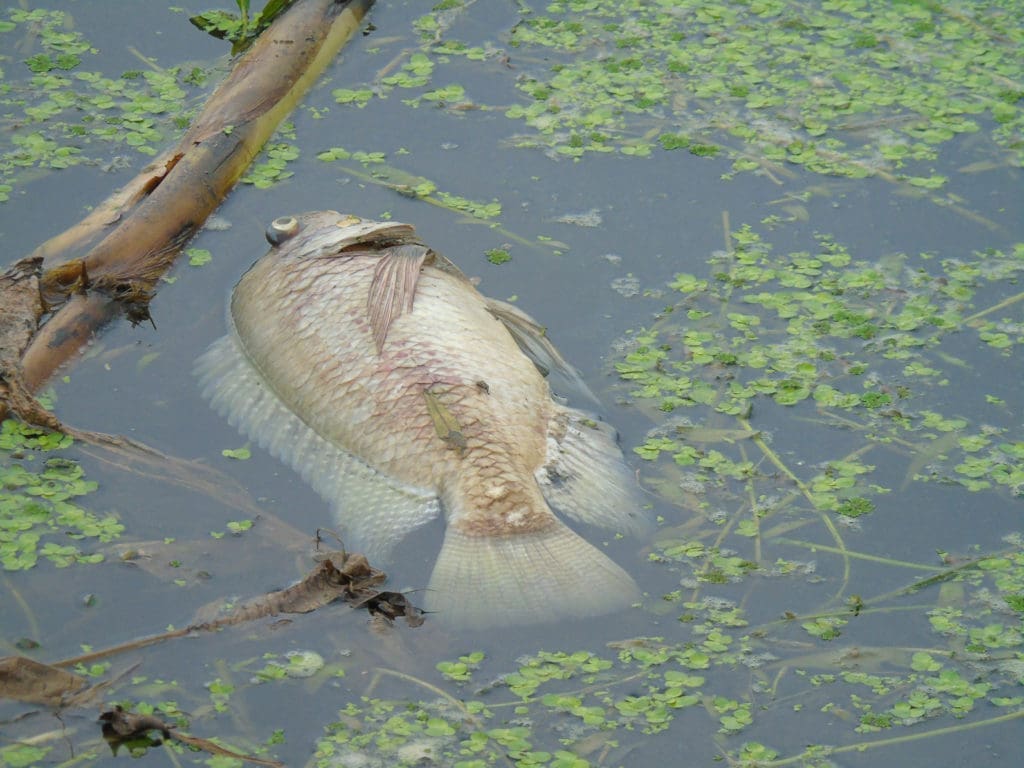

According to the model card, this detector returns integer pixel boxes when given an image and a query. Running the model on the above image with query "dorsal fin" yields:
[485,297,599,404]
[367,244,431,351]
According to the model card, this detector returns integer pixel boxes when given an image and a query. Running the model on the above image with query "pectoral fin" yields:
[367,244,431,350]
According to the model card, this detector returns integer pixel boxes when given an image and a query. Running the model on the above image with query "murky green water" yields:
[2,2,1022,766]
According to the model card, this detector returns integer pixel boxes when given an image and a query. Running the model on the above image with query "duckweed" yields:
[617,229,1023,505]
[0,8,200,201]
[307,549,1023,764]
[389,0,1024,197]
[1,420,119,571]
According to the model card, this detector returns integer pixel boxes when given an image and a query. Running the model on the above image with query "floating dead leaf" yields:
[192,555,367,626]
[190,551,422,628]
[424,387,467,455]
[100,705,283,767]
[0,656,86,706]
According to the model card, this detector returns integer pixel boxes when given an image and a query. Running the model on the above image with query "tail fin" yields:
[424,521,641,629]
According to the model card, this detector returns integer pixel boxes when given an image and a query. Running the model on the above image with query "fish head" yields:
[232,211,428,349]
[260,210,420,260]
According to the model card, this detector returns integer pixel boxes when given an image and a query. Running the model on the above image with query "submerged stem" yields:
[762,707,1024,767]
[963,289,1024,325]
[739,417,853,604]
[774,538,938,571]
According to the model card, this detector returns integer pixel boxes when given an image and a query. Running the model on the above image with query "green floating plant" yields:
[399,0,1023,198]
[0,744,52,767]
[332,87,374,107]
[315,145,503,221]
[617,228,1023,506]
[189,0,295,54]
[0,8,198,201]
[437,651,485,682]
[187,247,213,267]
[312,643,711,768]
[303,536,1021,766]
[598,221,1022,764]
[1,420,120,571]
[485,248,511,265]
[241,141,299,188]
[53,534,1017,766]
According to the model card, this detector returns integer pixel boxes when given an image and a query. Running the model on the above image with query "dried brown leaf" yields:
[100,705,284,768]
[186,548,428,632]
[54,549,422,673]
[424,387,468,455]
[0,656,86,706]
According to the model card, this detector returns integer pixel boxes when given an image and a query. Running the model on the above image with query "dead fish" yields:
[196,211,650,628]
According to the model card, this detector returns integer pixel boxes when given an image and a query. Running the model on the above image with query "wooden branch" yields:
[2,0,373,423]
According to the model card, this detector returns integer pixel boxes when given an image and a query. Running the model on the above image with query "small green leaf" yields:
[485,248,511,265]
[187,248,212,267]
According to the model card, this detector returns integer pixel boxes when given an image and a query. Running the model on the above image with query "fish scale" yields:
[197,211,650,628]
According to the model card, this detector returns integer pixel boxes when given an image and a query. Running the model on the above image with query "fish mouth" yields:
[267,211,421,260]
[330,213,423,254]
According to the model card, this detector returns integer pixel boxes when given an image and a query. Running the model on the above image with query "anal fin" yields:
[537,405,652,538]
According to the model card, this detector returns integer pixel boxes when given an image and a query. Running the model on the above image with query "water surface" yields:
[2,2,1021,767]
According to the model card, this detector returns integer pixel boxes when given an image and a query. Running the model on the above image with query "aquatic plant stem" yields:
[759,707,1024,767]
[366,667,480,724]
[869,547,1021,604]
[685,496,749,602]
[330,162,558,252]
[53,627,194,669]
[963,289,1024,325]
[737,417,853,603]
[774,539,938,571]
[2,577,42,646]
[737,439,763,564]
[162,741,188,768]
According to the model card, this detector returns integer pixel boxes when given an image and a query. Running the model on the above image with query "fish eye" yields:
[266,216,299,246]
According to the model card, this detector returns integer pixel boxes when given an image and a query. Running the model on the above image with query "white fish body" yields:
[197,211,649,628]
